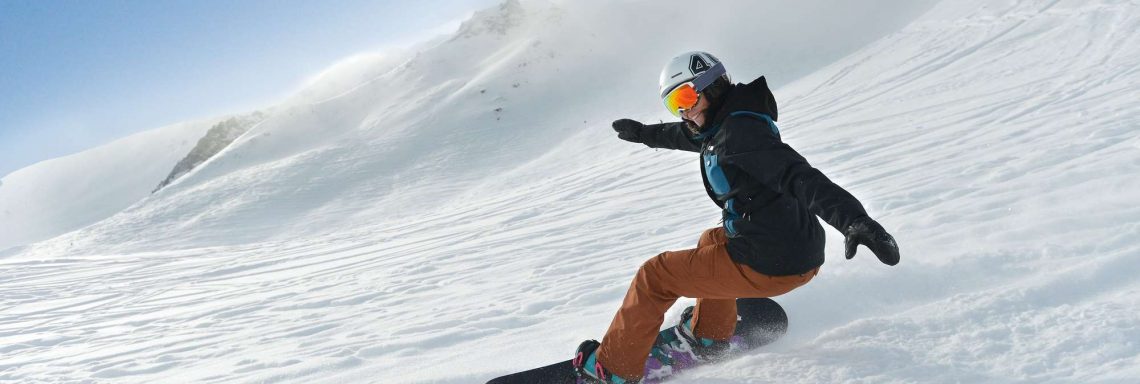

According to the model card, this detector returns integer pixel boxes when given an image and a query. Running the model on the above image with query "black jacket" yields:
[633,76,868,276]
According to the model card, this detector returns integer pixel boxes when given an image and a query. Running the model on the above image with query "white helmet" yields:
[658,51,731,98]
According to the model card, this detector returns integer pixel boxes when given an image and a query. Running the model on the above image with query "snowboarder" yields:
[572,51,901,383]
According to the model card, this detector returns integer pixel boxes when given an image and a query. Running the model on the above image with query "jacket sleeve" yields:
[722,129,868,232]
[635,122,702,152]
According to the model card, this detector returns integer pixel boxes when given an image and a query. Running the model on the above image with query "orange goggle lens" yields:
[662,82,699,117]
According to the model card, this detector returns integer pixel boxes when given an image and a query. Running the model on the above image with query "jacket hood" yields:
[709,76,779,126]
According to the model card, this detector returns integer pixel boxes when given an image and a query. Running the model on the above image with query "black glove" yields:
[612,119,645,143]
[844,217,900,266]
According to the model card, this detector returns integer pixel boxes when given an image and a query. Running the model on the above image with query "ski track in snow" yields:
[3,0,1140,383]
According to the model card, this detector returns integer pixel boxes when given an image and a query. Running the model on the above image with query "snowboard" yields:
[486,298,788,384]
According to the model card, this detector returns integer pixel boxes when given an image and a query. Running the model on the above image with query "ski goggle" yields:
[660,62,727,117]
[662,82,700,117]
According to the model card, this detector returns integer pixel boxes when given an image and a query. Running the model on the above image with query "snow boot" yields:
[572,340,640,384]
[649,306,731,369]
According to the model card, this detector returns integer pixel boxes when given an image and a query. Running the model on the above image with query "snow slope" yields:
[0,120,214,252]
[3,0,1140,383]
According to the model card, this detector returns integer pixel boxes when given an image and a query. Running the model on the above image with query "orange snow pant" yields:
[596,227,818,379]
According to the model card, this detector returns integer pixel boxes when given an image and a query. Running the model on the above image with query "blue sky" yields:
[0,0,497,177]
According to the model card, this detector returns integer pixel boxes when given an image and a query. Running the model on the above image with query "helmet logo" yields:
[689,55,710,74]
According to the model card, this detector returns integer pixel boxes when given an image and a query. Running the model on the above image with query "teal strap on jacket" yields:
[729,111,780,138]
[723,198,742,238]
[691,111,777,141]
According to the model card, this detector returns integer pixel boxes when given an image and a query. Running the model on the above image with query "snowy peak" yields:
[153,112,266,193]
[452,0,528,39]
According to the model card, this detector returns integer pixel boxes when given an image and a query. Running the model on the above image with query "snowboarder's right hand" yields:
[612,119,645,143]
[844,217,900,266]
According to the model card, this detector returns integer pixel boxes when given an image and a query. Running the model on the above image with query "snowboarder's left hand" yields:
[612,119,646,143]
[844,217,900,266]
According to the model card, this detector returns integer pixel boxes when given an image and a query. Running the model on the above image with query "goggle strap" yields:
[692,62,726,92]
